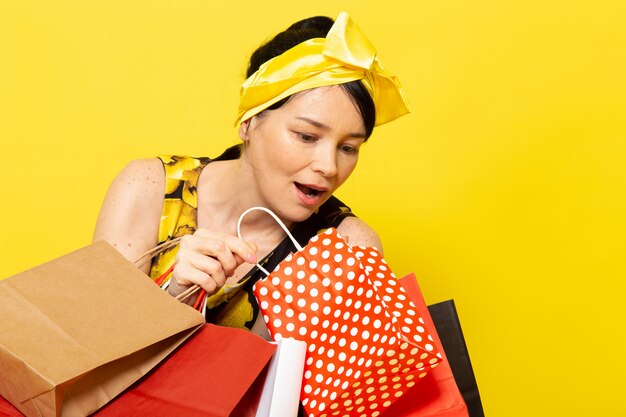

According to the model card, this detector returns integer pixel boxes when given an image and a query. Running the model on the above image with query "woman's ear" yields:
[239,119,251,141]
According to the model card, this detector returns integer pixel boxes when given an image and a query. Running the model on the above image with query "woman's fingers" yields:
[194,229,258,268]
[172,259,218,294]
[178,234,236,277]
[170,230,258,296]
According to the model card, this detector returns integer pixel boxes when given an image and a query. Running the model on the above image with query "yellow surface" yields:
[1,1,625,415]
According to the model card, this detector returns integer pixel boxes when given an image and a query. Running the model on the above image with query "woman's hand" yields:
[167,229,258,298]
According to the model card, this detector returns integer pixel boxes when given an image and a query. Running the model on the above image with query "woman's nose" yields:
[311,143,338,177]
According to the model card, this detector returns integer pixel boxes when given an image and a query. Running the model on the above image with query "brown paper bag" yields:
[0,241,205,417]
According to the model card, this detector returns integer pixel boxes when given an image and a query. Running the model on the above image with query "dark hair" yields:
[246,16,376,139]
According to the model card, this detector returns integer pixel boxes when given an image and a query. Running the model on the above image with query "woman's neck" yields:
[195,153,291,247]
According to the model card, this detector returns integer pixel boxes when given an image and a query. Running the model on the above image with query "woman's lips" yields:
[295,182,328,206]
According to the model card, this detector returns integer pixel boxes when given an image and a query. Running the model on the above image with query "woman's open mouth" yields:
[295,182,327,205]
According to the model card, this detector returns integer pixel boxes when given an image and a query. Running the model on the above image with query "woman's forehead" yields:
[276,86,364,126]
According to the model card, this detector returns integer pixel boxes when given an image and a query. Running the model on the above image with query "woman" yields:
[93,12,409,338]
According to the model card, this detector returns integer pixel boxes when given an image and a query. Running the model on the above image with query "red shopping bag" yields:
[0,395,21,417]
[94,323,276,417]
[380,274,469,417]
[242,208,442,417]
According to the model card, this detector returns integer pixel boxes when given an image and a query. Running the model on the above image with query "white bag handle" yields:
[237,207,303,276]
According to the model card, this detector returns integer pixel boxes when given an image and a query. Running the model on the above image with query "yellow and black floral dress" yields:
[149,145,355,330]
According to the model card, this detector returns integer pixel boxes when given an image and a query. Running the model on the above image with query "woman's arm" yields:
[336,216,384,255]
[93,159,165,273]
[94,157,258,298]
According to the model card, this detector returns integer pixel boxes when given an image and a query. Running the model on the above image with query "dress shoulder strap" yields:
[158,155,211,205]
[149,155,210,280]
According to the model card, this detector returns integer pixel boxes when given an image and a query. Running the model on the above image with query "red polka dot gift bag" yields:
[238,208,442,417]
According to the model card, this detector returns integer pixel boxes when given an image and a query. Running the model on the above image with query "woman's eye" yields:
[298,133,317,142]
[340,145,359,154]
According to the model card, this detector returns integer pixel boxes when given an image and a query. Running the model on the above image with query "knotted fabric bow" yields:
[236,12,410,127]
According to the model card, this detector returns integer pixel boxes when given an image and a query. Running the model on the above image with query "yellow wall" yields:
[2,1,625,415]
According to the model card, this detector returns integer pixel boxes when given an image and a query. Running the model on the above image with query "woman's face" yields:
[241,85,367,223]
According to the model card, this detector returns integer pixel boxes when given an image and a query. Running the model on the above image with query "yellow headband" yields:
[236,12,410,127]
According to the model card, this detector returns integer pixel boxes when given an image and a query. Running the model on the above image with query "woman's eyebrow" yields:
[295,117,366,139]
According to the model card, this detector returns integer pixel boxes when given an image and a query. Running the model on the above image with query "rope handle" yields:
[133,237,205,314]
[133,236,183,268]
[236,206,303,276]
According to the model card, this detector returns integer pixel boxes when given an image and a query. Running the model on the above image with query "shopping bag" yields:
[94,323,277,417]
[380,274,469,417]
[240,207,442,417]
[0,394,22,417]
[0,241,205,417]
[427,301,484,417]
[255,338,307,417]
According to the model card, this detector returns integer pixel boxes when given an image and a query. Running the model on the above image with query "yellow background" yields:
[1,1,625,415]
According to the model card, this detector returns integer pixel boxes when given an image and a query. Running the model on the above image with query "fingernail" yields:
[246,253,256,263]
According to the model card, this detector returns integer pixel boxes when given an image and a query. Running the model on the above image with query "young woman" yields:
[93,12,409,338]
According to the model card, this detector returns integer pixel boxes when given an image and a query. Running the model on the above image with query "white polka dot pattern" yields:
[253,228,441,417]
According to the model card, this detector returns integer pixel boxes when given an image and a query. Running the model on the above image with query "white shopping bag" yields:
[256,338,307,417]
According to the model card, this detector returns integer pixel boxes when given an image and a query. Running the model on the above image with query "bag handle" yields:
[130,237,206,315]
[133,236,183,269]
[237,206,303,276]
